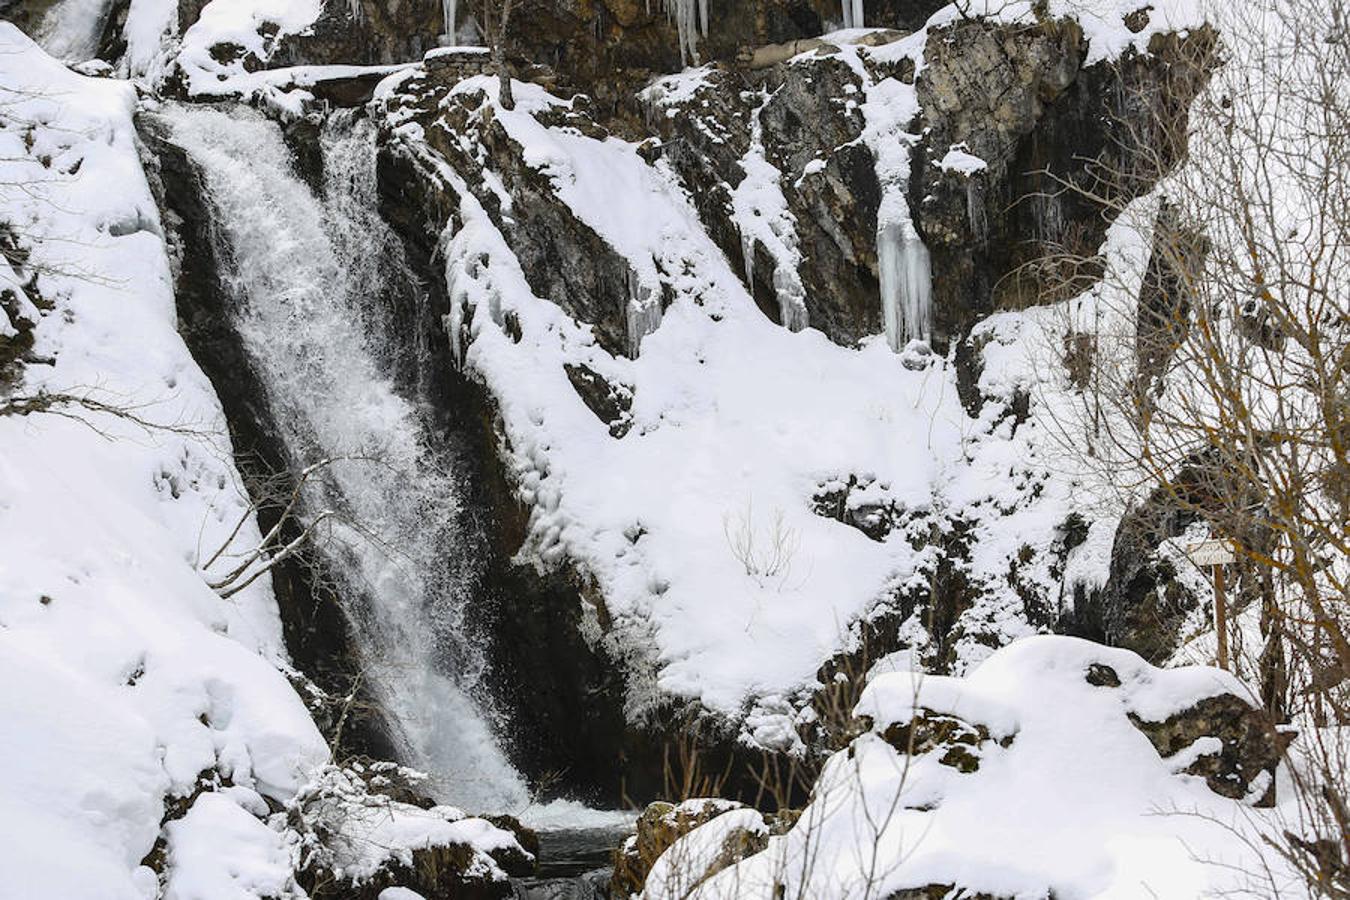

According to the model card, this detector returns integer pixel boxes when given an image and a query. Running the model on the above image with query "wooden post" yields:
[1213,562,1228,671]
[1186,538,1236,671]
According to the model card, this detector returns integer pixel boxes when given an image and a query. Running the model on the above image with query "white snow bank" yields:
[164,792,299,900]
[674,635,1289,900]
[0,25,326,899]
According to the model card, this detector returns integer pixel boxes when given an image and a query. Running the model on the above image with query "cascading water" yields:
[32,0,113,61]
[158,103,530,813]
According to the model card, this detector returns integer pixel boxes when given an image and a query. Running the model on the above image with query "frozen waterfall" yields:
[878,217,932,350]
[159,104,530,813]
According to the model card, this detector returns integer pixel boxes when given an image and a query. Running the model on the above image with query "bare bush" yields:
[723,500,801,590]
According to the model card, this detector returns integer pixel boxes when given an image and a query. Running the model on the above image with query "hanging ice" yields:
[878,216,932,350]
[662,0,703,66]
[443,0,457,40]
[626,269,664,356]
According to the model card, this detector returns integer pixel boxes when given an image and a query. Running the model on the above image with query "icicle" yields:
[967,179,987,247]
[442,0,457,41]
[348,0,363,21]
[878,218,932,350]
[661,0,702,67]
[841,0,854,29]
[772,267,810,332]
[626,270,663,356]
[741,231,756,289]
[852,0,865,28]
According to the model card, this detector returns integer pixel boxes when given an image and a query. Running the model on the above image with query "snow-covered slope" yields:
[374,14,1185,745]
[0,23,327,898]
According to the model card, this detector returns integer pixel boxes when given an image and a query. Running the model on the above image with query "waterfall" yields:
[878,217,932,350]
[158,103,530,813]
[34,0,113,61]
[841,0,865,29]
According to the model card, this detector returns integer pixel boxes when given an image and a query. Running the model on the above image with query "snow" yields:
[936,143,988,175]
[0,24,328,899]
[163,792,298,900]
[671,636,1292,900]
[121,0,182,82]
[380,70,1123,728]
[175,0,324,96]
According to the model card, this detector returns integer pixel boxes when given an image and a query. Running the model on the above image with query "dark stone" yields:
[564,363,635,438]
[1085,663,1121,687]
[1130,693,1289,807]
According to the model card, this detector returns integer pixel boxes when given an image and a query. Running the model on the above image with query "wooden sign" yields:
[1186,538,1236,567]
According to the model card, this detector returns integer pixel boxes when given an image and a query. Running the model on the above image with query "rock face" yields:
[646,16,1217,350]
[274,0,445,68]
[1130,692,1287,807]
[125,0,1224,810]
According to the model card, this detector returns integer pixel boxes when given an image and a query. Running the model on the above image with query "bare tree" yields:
[1021,0,1349,892]
[480,0,516,110]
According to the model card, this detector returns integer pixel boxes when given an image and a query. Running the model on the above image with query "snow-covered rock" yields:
[660,636,1293,899]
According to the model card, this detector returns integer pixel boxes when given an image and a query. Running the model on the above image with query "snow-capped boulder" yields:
[613,799,770,898]
[662,637,1292,898]
[288,764,534,900]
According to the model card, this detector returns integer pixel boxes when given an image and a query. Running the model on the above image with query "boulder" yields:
[1129,690,1289,807]
[611,799,757,896]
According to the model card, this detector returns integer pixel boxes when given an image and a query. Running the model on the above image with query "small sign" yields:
[1186,538,1236,567]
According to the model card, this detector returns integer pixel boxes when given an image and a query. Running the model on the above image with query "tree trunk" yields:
[496,0,515,110]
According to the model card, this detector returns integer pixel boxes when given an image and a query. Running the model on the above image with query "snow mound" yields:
[668,636,1290,899]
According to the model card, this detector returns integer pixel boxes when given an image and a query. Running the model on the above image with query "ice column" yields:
[626,270,664,356]
[878,217,932,350]
[842,0,865,28]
